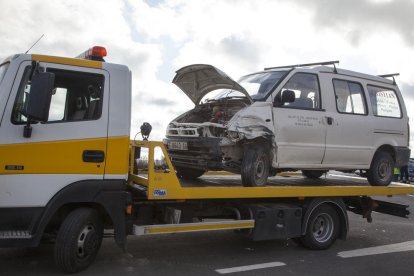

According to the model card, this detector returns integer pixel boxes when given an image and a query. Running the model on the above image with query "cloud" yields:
[1,0,413,153]
[293,0,414,46]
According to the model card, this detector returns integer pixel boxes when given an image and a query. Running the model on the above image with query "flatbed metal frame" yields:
[128,141,414,201]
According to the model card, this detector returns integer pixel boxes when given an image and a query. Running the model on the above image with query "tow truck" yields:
[0,47,414,273]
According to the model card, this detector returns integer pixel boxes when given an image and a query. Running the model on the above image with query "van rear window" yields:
[333,79,367,115]
[367,85,401,118]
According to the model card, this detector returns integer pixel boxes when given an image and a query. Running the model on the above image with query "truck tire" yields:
[367,151,394,186]
[302,170,326,179]
[54,208,103,273]
[241,144,270,187]
[176,167,205,179]
[300,204,339,250]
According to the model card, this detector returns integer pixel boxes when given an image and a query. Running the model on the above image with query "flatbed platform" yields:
[129,141,414,200]
[180,173,375,187]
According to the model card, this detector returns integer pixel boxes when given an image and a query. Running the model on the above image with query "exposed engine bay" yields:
[164,64,280,183]
[166,98,250,138]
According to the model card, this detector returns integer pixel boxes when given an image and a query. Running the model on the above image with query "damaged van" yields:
[164,62,410,187]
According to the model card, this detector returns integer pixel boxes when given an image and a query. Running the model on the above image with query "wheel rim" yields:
[378,159,392,180]
[77,224,98,259]
[312,213,334,243]
[254,156,265,181]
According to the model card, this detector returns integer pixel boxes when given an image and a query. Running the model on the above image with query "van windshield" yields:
[212,71,288,102]
[239,71,288,100]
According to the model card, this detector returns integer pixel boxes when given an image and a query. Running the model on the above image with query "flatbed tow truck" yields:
[0,47,414,273]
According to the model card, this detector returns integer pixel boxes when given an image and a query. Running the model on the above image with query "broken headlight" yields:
[227,130,244,142]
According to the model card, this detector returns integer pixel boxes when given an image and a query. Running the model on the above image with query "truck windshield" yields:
[0,63,9,86]
[211,70,288,102]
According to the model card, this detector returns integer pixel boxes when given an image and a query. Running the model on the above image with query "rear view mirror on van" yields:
[274,89,296,106]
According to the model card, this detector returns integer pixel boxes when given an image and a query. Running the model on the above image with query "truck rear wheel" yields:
[54,208,103,273]
[367,151,394,186]
[241,144,270,187]
[300,204,339,250]
[176,167,205,179]
[302,170,326,179]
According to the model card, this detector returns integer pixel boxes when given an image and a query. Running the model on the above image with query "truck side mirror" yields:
[25,72,55,122]
[22,72,55,138]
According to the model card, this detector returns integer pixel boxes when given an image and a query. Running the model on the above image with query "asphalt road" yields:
[1,194,414,275]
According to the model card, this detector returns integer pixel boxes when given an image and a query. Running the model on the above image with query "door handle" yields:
[82,150,105,163]
[326,117,333,125]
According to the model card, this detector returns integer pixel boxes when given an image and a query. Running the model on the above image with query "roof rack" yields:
[264,60,339,72]
[378,73,399,84]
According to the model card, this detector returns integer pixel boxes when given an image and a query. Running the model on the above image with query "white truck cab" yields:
[165,62,411,186]
[0,48,131,249]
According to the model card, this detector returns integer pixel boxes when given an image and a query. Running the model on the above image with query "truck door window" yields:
[367,85,401,118]
[48,88,67,121]
[333,79,367,115]
[278,73,321,109]
[12,67,104,124]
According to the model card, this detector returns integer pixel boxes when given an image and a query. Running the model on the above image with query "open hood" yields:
[172,64,252,105]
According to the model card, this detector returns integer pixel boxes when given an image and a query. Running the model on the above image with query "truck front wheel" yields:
[300,204,339,250]
[54,208,103,273]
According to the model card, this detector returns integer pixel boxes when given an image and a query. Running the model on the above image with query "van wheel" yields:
[54,208,103,273]
[302,170,326,179]
[367,151,394,186]
[176,167,205,179]
[241,144,270,187]
[300,204,339,250]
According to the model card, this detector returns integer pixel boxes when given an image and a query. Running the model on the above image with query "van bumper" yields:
[395,146,411,167]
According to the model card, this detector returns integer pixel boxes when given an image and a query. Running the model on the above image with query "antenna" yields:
[25,34,44,54]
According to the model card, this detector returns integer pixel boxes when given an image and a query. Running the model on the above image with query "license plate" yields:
[168,141,188,151]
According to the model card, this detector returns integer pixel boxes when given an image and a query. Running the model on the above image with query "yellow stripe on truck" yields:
[31,54,103,69]
[0,136,129,175]
[105,136,130,175]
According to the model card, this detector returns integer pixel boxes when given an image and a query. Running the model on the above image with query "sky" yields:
[0,0,413,154]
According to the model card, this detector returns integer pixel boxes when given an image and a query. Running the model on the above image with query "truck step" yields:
[0,231,32,239]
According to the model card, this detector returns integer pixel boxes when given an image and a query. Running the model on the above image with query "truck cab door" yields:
[272,72,327,167]
[0,60,109,208]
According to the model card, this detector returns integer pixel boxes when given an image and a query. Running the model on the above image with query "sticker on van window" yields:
[376,91,400,117]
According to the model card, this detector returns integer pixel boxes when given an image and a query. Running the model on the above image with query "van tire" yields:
[176,167,205,179]
[302,170,326,179]
[54,208,103,273]
[241,144,270,187]
[300,204,339,250]
[367,151,394,186]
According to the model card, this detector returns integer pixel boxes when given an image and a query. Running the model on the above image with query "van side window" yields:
[12,67,104,124]
[367,85,401,118]
[277,73,320,109]
[333,79,367,115]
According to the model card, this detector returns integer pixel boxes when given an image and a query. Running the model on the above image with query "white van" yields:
[164,62,410,187]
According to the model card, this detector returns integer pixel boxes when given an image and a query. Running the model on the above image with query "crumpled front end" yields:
[165,101,276,172]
